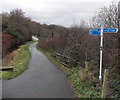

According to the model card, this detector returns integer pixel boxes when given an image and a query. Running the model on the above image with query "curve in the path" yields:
[2,43,73,98]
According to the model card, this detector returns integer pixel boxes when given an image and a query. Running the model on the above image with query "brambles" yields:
[37,1,120,98]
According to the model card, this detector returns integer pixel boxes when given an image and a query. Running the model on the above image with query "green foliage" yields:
[1,42,32,80]
[66,67,100,98]
[6,29,22,39]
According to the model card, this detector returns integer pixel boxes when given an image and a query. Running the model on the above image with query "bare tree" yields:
[91,1,118,28]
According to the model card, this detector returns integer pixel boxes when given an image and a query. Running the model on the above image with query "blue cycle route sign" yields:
[89,27,118,81]
[89,28,118,35]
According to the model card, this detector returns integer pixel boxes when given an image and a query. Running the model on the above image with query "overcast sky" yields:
[0,0,119,27]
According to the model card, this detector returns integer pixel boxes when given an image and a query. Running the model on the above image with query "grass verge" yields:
[37,46,100,98]
[1,42,32,80]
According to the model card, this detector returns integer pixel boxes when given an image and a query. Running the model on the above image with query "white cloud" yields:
[0,0,119,27]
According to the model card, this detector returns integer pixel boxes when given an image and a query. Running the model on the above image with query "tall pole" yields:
[118,1,120,76]
[99,25,104,81]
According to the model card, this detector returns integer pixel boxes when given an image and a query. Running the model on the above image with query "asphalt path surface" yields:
[2,42,73,98]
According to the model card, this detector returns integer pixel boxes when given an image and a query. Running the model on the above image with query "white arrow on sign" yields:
[103,28,118,33]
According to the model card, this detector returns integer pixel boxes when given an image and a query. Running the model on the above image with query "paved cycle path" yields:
[2,42,73,98]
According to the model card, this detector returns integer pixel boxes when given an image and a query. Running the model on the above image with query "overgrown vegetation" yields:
[1,42,31,80]
[2,9,40,57]
[37,1,120,98]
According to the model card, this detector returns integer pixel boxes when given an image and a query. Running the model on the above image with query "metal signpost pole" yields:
[89,25,118,81]
[99,25,104,81]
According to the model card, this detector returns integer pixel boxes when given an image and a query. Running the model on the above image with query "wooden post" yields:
[85,61,89,73]
[101,69,109,98]
[82,61,89,80]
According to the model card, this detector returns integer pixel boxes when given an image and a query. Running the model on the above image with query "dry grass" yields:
[2,49,19,67]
